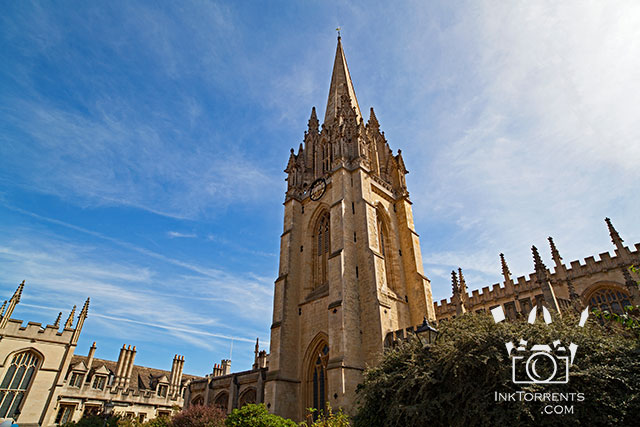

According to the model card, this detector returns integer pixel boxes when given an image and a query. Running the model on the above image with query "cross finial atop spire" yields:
[336,27,341,39]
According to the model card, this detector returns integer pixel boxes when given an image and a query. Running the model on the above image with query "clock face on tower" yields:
[309,178,327,201]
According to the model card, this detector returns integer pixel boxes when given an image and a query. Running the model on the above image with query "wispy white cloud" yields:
[167,231,197,239]
[364,0,640,301]
[0,99,281,219]
[0,210,272,353]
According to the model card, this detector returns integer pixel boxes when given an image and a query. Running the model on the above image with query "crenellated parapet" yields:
[433,218,640,321]
[1,318,77,343]
[0,281,89,346]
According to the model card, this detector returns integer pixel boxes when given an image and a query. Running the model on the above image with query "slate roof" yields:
[70,355,202,392]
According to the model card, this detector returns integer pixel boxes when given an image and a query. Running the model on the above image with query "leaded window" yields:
[377,211,395,291]
[69,372,83,388]
[311,344,329,420]
[92,375,106,390]
[589,288,632,315]
[55,404,75,424]
[0,350,40,418]
[158,384,168,397]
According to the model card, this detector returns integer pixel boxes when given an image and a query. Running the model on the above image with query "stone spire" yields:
[78,297,90,325]
[548,237,580,307]
[532,246,561,315]
[253,338,260,369]
[324,36,361,125]
[64,305,76,329]
[13,281,24,303]
[605,217,628,260]
[451,270,459,295]
[0,300,6,317]
[500,253,512,284]
[458,268,468,295]
[308,106,319,133]
[532,245,546,274]
[53,312,62,328]
[71,299,88,344]
[605,217,623,247]
[451,270,466,316]
[548,237,562,268]
[367,107,379,131]
[0,281,25,329]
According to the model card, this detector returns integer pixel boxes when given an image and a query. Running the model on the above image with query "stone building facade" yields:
[184,340,268,414]
[0,284,199,425]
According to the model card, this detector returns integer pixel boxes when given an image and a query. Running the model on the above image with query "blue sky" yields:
[1,0,639,376]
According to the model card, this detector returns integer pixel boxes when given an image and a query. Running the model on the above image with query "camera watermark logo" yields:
[491,305,589,384]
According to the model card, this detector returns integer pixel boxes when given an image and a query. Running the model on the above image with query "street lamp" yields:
[102,400,115,427]
[415,317,438,346]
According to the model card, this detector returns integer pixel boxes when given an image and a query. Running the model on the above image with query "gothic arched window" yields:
[307,342,329,419]
[588,287,631,315]
[238,388,256,408]
[314,212,331,288]
[214,391,229,413]
[191,395,204,406]
[377,211,395,291]
[0,350,41,418]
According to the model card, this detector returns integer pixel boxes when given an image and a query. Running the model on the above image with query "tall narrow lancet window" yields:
[314,212,331,288]
[377,211,395,291]
[0,350,40,418]
[310,343,329,419]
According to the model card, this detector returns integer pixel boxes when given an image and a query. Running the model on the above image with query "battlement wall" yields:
[432,242,640,318]
[0,318,75,344]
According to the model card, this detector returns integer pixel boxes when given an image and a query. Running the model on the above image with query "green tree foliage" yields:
[225,404,297,427]
[300,404,350,427]
[354,313,640,427]
[594,305,640,337]
[62,414,120,427]
[144,416,172,427]
[172,405,226,427]
[593,265,640,336]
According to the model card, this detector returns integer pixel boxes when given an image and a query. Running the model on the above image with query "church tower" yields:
[264,37,435,420]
